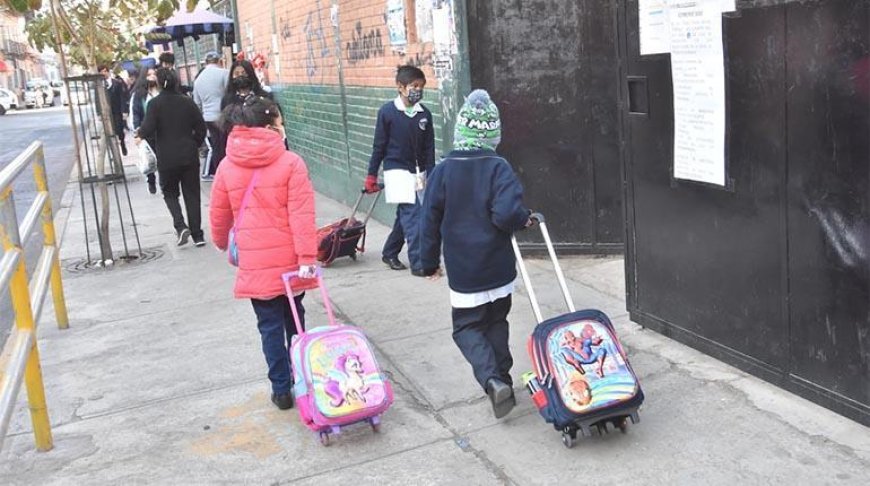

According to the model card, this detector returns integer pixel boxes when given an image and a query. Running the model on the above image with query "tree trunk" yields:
[93,73,118,265]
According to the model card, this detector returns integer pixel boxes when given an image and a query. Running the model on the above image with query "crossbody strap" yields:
[236,170,261,228]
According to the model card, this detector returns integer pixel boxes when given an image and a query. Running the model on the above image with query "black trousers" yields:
[205,121,227,176]
[159,163,202,238]
[452,295,514,390]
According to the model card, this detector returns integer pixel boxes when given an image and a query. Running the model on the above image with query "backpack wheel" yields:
[350,253,357,261]
[616,417,629,433]
[319,431,331,446]
[561,431,575,449]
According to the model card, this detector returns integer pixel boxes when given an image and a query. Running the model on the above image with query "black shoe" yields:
[271,391,294,410]
[486,378,516,419]
[176,228,191,246]
[148,180,157,194]
[382,256,407,271]
[192,235,206,247]
[411,268,426,277]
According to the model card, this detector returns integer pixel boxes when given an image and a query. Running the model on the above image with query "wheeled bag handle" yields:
[346,184,384,229]
[511,212,576,324]
[282,268,339,335]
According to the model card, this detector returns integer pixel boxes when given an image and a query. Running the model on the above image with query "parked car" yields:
[0,88,19,115]
[24,79,53,108]
[61,83,89,106]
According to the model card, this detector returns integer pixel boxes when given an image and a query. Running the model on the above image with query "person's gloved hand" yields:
[365,175,381,193]
[298,264,318,279]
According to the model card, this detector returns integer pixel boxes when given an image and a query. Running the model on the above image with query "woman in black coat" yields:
[130,68,160,194]
[136,68,208,247]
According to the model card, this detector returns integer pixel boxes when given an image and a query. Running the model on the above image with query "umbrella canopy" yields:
[149,10,234,44]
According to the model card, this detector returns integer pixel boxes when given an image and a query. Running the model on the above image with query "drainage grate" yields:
[64,246,165,274]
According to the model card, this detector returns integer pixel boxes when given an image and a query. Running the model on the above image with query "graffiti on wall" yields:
[280,17,292,41]
[346,22,386,64]
[304,0,331,81]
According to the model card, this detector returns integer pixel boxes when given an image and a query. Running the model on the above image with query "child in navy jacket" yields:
[364,66,435,275]
[420,90,531,419]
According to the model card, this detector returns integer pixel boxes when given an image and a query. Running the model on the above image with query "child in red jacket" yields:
[210,96,318,410]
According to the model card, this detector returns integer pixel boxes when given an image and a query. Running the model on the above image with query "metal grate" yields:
[63,246,165,274]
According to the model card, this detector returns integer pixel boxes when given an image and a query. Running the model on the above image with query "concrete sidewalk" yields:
[1,159,869,485]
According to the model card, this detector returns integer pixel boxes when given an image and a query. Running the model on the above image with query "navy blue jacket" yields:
[421,149,530,293]
[367,101,435,176]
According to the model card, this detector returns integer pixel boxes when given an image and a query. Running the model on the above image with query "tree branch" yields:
[51,0,83,46]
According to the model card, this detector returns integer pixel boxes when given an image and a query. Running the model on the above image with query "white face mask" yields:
[270,124,286,142]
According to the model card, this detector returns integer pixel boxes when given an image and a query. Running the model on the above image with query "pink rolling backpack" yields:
[282,270,394,446]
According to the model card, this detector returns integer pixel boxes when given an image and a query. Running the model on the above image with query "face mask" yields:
[407,88,423,104]
[233,76,253,91]
[147,80,158,89]
[269,124,286,142]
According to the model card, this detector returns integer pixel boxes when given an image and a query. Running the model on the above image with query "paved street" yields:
[0,102,77,340]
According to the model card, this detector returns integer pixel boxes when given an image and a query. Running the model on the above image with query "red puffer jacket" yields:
[210,126,317,299]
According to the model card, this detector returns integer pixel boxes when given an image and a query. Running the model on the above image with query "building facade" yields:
[234,0,468,221]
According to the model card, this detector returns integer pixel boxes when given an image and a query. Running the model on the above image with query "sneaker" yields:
[382,256,408,271]
[485,378,516,419]
[411,268,426,277]
[176,228,191,246]
[193,235,206,247]
[201,175,214,182]
[147,180,157,194]
[271,391,294,410]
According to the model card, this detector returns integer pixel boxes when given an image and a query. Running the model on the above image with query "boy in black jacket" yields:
[420,90,531,419]
[365,66,435,275]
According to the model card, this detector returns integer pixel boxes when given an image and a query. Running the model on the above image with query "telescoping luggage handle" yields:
[346,184,385,229]
[512,212,576,324]
[282,268,339,336]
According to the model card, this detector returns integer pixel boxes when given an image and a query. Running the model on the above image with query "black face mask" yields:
[233,76,253,91]
[147,80,158,89]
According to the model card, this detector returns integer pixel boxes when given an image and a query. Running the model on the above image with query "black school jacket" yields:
[137,91,207,170]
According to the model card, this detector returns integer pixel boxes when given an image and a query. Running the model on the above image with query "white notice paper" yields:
[383,169,416,204]
[639,0,670,55]
[669,1,727,186]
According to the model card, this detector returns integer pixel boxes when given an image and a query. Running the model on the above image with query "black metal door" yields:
[620,0,789,371]
[785,1,870,414]
[620,0,870,424]
[467,0,623,252]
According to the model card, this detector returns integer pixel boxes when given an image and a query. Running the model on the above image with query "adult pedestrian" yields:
[209,95,318,410]
[159,52,175,70]
[98,65,129,156]
[221,60,271,110]
[129,67,161,194]
[193,51,229,180]
[135,68,208,247]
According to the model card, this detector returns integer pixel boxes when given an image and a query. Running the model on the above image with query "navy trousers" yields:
[451,295,514,390]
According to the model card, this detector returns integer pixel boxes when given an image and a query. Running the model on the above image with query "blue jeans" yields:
[383,202,422,270]
[250,293,305,394]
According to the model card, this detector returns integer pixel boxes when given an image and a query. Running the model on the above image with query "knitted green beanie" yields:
[454,89,501,151]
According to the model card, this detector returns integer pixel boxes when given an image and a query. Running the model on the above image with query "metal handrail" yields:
[0,141,70,453]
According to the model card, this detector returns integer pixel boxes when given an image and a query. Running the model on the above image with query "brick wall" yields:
[235,0,465,220]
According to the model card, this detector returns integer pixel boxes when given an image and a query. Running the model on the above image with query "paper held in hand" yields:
[383,169,416,204]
